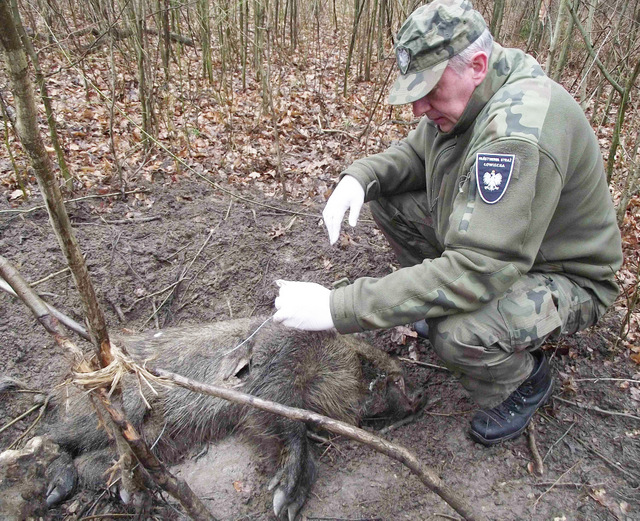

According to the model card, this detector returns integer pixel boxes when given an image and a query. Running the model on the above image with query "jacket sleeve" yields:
[339,121,431,200]
[330,138,563,333]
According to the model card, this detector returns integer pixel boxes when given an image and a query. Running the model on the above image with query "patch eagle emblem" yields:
[483,170,502,191]
[475,153,515,204]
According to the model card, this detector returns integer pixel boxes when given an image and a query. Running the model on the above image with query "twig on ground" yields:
[160,241,194,262]
[376,413,419,435]
[553,396,640,421]
[399,357,450,372]
[0,189,149,215]
[307,431,349,461]
[543,421,575,463]
[316,114,358,140]
[124,280,183,314]
[0,376,30,392]
[527,420,544,476]
[141,229,214,326]
[76,216,161,226]
[577,440,640,483]
[224,198,233,220]
[76,513,136,519]
[533,459,582,509]
[178,253,223,305]
[109,298,126,323]
[0,400,43,435]
[532,481,604,488]
[307,431,332,445]
[7,394,51,450]
[571,378,640,384]
[30,266,71,287]
[152,298,160,330]
[141,280,184,329]
[424,409,474,417]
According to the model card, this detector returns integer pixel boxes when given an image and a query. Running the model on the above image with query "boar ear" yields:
[218,344,253,381]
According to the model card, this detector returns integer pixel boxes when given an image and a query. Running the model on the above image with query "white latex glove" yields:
[273,280,334,331]
[323,176,365,245]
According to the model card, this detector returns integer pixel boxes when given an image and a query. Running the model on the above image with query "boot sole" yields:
[469,378,554,447]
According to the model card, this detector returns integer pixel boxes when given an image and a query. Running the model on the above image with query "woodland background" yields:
[0,1,640,520]
[2,0,638,358]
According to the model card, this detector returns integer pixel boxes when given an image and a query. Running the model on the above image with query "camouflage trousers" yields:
[370,192,606,407]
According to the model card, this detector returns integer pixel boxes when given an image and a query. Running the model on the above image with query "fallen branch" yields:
[31,266,71,287]
[527,420,544,476]
[0,399,44,436]
[0,275,90,340]
[553,396,640,422]
[533,460,582,509]
[0,189,149,215]
[72,216,162,226]
[399,357,450,372]
[151,367,484,521]
[7,394,51,450]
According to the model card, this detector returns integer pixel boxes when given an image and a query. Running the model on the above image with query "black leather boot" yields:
[413,319,429,339]
[469,350,553,446]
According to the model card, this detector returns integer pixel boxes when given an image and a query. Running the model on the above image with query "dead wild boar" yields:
[43,317,423,520]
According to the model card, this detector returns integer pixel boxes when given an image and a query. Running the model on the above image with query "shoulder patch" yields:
[475,153,515,204]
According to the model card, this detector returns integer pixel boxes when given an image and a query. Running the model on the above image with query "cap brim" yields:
[387,59,448,106]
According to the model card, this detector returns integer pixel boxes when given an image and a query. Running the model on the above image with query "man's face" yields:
[411,64,479,133]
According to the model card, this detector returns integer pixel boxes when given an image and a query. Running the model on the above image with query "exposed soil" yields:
[1,177,639,521]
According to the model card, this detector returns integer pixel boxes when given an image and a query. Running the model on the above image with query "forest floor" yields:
[1,177,639,521]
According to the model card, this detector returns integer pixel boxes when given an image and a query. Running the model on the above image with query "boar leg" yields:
[45,451,77,507]
[268,422,317,521]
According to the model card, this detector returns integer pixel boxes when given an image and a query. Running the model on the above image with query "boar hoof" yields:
[46,453,77,507]
[269,456,316,520]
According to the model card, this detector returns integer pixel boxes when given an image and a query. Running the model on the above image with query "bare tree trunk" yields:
[545,0,569,74]
[0,0,111,364]
[617,125,640,224]
[490,0,505,41]
[160,0,171,80]
[344,0,364,96]
[265,25,286,200]
[240,0,248,89]
[10,0,72,189]
[254,0,266,98]
[606,58,640,184]
[0,92,27,197]
[526,0,545,53]
[579,0,598,109]
[552,0,577,81]
[197,0,213,82]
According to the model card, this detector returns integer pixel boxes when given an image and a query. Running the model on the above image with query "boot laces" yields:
[491,388,528,420]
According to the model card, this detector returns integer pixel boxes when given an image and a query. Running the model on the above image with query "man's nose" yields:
[412,95,431,117]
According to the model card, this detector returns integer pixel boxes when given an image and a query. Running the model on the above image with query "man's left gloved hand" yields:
[273,280,334,331]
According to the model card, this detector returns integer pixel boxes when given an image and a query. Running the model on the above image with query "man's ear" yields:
[470,51,489,86]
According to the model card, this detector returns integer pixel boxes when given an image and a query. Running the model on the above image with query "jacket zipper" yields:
[429,141,457,213]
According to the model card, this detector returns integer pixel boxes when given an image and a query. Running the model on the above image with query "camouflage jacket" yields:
[330,43,623,334]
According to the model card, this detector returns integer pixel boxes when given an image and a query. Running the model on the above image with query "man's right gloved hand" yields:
[322,176,365,245]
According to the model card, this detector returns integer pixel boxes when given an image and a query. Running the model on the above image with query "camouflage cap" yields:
[388,0,487,105]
